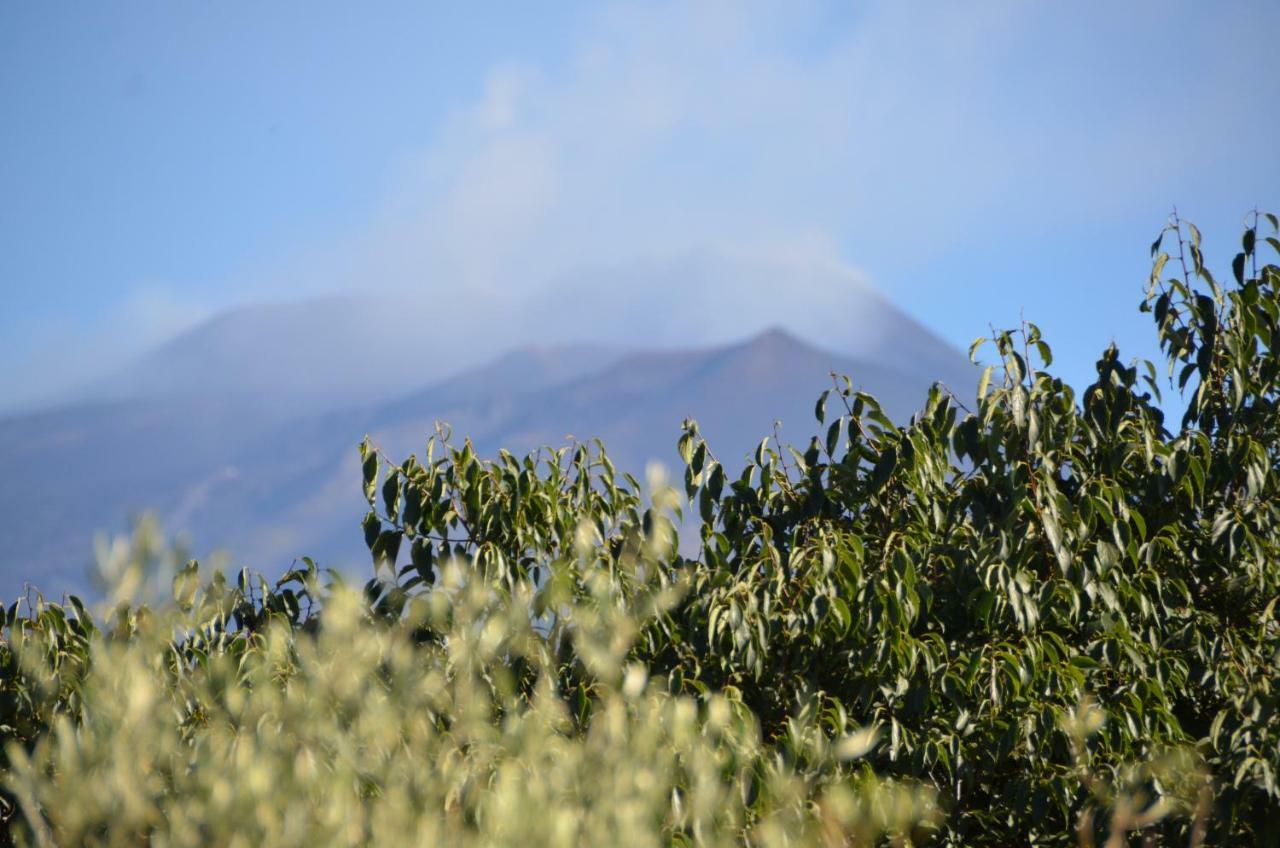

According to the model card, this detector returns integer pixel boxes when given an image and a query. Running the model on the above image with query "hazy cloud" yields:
[261,0,1271,299]
[5,288,211,411]
[6,0,1276,411]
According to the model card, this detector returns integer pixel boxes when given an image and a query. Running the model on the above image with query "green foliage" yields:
[2,510,938,847]
[2,212,1279,845]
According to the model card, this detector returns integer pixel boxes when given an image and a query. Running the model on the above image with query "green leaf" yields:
[361,443,379,505]
[381,471,401,521]
[410,538,434,584]
[678,432,695,465]
[825,419,842,457]
[814,390,830,424]
[699,485,715,524]
[977,365,994,400]
[1151,252,1169,282]
[362,510,381,550]
[835,723,879,760]
[706,462,725,500]
[870,445,897,492]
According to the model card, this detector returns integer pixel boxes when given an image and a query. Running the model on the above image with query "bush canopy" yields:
[2,212,1279,846]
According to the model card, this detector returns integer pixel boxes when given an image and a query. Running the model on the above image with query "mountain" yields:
[0,254,975,599]
[377,343,628,419]
[77,249,960,413]
[242,327,968,574]
[0,327,971,599]
[85,296,480,413]
[521,248,967,387]
[375,327,959,468]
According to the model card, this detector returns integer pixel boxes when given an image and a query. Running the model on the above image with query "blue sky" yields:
[2,0,1277,410]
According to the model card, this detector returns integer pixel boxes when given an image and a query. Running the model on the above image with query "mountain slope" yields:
[86,295,501,412]
[0,273,973,598]
[75,249,961,413]
[439,327,951,468]
[259,328,972,573]
[0,339,614,597]
[522,249,967,387]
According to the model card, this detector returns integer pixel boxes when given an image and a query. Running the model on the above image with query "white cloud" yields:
[8,0,1276,411]
[344,0,1272,301]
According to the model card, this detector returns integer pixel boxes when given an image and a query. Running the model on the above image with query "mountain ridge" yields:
[0,270,974,598]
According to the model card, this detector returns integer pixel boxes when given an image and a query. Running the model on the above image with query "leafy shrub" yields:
[2,212,1278,845]
[4,510,940,847]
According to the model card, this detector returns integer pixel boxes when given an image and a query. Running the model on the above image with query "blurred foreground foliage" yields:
[2,213,1279,845]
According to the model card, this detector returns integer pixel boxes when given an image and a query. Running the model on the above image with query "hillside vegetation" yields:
[2,213,1278,845]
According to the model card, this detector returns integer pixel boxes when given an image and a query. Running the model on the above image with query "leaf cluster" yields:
[2,213,1279,846]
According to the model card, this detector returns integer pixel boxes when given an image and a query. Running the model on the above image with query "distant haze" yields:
[0,252,974,598]
[73,249,959,414]
[4,2,1277,412]
[3,1,1274,598]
